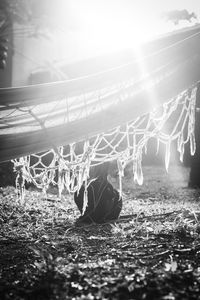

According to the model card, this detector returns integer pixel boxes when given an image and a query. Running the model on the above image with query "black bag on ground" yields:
[74,163,122,224]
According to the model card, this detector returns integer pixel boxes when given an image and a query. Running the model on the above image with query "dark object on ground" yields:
[74,162,122,224]
[0,161,16,187]
[189,85,200,188]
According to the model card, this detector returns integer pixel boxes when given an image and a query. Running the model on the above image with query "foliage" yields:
[0,0,70,29]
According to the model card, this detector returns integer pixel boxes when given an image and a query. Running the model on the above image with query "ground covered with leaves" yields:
[0,165,200,300]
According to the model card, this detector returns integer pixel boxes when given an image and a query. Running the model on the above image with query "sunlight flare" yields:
[66,0,169,54]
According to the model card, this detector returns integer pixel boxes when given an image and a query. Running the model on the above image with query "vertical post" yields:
[189,84,200,188]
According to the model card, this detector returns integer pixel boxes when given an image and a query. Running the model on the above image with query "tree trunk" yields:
[189,84,200,188]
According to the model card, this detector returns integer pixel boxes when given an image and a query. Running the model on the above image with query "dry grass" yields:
[1,164,200,300]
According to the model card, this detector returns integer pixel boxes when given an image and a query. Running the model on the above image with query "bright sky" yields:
[64,1,199,53]
[51,0,200,60]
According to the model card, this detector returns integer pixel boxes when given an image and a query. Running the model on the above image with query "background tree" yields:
[0,0,70,69]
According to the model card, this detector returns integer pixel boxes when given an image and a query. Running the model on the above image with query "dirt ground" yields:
[0,164,200,300]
